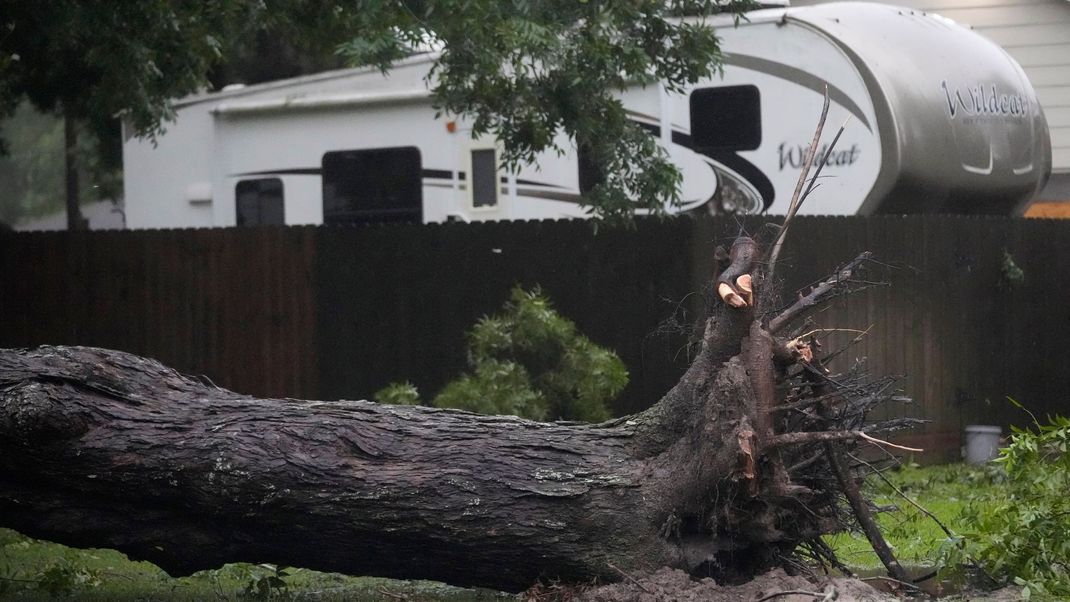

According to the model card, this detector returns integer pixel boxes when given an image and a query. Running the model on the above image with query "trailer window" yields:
[689,85,761,151]
[236,178,285,226]
[322,147,422,224]
[471,148,498,208]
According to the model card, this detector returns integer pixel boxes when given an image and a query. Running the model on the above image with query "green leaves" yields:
[0,548,104,598]
[434,358,550,420]
[961,404,1070,599]
[1000,249,1026,289]
[3,0,755,222]
[239,564,290,600]
[339,0,754,223]
[375,381,422,405]
[3,1,258,140]
[377,285,628,422]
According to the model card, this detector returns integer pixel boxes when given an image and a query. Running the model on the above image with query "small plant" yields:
[377,286,629,422]
[961,400,1070,600]
[375,381,421,405]
[1000,249,1025,288]
[24,555,103,597]
[235,563,291,601]
[199,563,293,600]
[434,358,550,420]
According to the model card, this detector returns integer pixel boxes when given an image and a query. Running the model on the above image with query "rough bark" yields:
[0,239,905,592]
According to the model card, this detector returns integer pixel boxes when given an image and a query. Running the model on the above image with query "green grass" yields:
[824,462,1006,571]
[0,529,509,601]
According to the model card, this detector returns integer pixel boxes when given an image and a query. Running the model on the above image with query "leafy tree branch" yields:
[1,0,754,223]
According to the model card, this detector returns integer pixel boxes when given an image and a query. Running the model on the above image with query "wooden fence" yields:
[3,215,1068,461]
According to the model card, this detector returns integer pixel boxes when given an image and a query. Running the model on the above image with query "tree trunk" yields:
[0,240,905,592]
[63,111,87,231]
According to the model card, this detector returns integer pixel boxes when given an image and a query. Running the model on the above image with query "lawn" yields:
[824,462,1004,571]
[0,528,509,600]
[1,464,1002,600]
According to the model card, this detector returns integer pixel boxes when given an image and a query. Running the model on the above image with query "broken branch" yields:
[768,87,831,270]
[717,237,759,308]
[607,563,653,595]
[768,430,923,452]
[799,115,853,208]
[858,432,924,453]
[825,443,911,583]
[767,252,873,334]
[757,589,831,602]
[848,452,957,540]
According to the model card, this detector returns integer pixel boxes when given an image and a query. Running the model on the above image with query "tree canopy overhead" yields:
[0,0,753,222]
[0,1,351,141]
[338,0,754,221]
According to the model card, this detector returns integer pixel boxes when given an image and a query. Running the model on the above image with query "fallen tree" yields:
[0,234,920,593]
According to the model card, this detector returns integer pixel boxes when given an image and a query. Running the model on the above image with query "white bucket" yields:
[964,425,1002,464]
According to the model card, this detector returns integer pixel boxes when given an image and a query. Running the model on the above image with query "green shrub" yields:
[376,286,628,422]
[433,359,549,421]
[375,381,421,406]
[962,405,1070,599]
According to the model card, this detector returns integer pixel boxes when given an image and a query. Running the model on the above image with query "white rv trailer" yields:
[122,2,1052,229]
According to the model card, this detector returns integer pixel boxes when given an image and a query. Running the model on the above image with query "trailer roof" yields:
[171,8,804,111]
[173,53,440,109]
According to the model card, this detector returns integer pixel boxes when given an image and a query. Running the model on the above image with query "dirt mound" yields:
[573,568,896,602]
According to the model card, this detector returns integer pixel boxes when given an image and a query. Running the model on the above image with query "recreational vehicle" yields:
[122,2,1052,228]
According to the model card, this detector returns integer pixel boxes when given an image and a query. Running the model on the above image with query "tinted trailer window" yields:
[690,85,762,151]
[236,178,285,226]
[322,147,422,224]
[471,148,499,208]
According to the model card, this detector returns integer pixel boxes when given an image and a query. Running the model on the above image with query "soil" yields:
[524,568,896,601]
[524,568,1024,602]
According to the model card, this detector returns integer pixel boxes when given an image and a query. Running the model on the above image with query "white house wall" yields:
[123,104,215,229]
